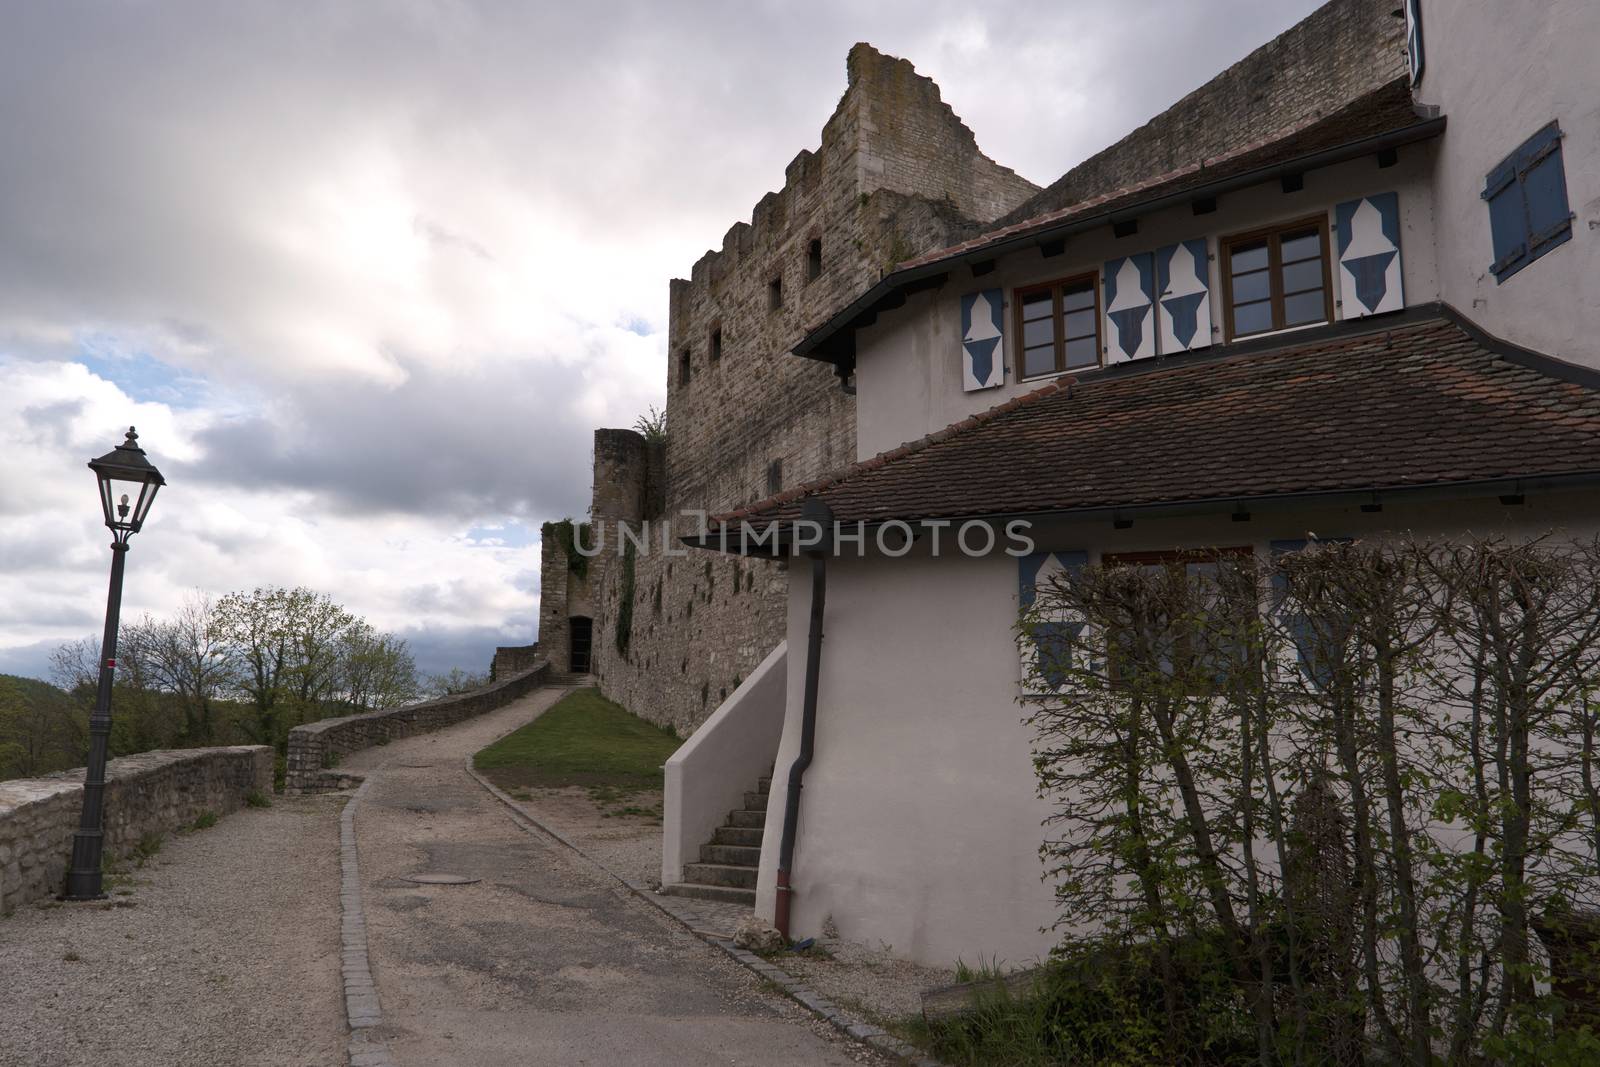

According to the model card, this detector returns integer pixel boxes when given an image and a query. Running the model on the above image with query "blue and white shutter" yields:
[1018,549,1087,692]
[1334,192,1403,319]
[960,289,1005,391]
[1154,239,1212,353]
[1103,254,1155,363]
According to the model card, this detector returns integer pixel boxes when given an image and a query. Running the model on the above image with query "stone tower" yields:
[543,44,1037,731]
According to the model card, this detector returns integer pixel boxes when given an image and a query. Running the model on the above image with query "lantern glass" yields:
[88,427,165,540]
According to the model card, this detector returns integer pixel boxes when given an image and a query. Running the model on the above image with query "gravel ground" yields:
[0,794,346,1067]
[343,689,890,1066]
[779,940,956,1026]
[501,741,958,1030]
[508,784,663,887]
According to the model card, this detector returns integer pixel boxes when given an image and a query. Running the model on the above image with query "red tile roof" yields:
[711,312,1600,532]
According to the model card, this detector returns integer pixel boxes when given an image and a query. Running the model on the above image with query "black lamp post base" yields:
[64,828,107,901]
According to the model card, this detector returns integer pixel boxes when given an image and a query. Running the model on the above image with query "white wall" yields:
[1419,0,1600,363]
[662,640,786,885]
[755,491,1600,967]
[855,147,1439,459]
[756,550,1062,966]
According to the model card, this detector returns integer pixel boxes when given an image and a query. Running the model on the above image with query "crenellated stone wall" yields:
[0,746,272,913]
[543,44,1036,734]
[284,663,548,793]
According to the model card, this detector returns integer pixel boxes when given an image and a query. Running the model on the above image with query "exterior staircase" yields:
[662,770,772,906]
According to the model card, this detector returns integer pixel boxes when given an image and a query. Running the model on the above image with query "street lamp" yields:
[64,427,165,900]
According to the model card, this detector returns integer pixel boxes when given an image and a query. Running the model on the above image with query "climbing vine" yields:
[542,518,593,580]
[614,540,636,659]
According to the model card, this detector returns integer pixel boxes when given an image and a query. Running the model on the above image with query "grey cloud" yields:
[180,353,601,521]
[396,622,535,681]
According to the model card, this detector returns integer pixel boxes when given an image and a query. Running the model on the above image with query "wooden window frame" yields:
[1013,271,1102,380]
[1099,546,1256,692]
[1219,214,1333,342]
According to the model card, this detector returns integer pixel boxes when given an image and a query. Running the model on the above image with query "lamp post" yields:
[64,427,165,901]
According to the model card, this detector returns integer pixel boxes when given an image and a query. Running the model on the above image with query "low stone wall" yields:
[0,745,273,914]
[490,643,540,681]
[284,662,549,794]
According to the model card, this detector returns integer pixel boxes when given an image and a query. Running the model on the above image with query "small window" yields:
[806,238,823,282]
[768,275,784,311]
[1221,217,1331,340]
[1014,273,1100,379]
[677,348,691,387]
[766,458,783,495]
[709,326,722,363]
[1484,122,1572,283]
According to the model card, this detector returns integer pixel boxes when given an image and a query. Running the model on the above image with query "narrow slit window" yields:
[807,238,823,282]
[1014,273,1100,379]
[709,326,722,363]
[1222,217,1331,340]
[678,348,691,387]
[768,275,784,311]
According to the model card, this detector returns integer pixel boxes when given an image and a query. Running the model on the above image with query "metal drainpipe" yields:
[774,498,832,941]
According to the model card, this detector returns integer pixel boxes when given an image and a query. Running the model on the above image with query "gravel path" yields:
[0,794,345,1067]
[341,688,888,1067]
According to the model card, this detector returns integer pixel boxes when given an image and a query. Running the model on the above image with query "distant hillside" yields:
[0,673,86,780]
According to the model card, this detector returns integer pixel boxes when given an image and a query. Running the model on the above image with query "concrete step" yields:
[743,791,768,812]
[659,882,757,906]
[712,826,763,848]
[683,862,758,890]
[727,809,767,829]
[699,843,761,866]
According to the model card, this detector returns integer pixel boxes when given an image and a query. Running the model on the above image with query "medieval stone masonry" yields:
[542,0,1408,734]
[542,44,1036,733]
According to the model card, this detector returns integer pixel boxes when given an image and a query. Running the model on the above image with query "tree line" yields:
[1,587,487,783]
[1020,536,1600,1065]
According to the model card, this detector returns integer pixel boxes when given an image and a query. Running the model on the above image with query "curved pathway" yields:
[341,687,882,1067]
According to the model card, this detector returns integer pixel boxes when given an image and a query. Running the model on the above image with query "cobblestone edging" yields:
[338,779,395,1067]
[0,746,272,914]
[285,663,548,794]
[463,757,947,1067]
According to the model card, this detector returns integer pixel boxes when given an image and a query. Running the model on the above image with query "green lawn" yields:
[472,687,681,791]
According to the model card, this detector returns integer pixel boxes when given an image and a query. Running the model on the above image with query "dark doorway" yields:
[569,616,592,674]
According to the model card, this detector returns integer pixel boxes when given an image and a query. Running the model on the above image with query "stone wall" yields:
[996,0,1408,225]
[0,746,272,913]
[592,545,790,736]
[664,43,1035,519]
[284,663,547,793]
[545,44,1036,734]
[490,643,540,681]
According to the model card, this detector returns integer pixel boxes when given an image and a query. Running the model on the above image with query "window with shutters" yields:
[1220,216,1332,340]
[1484,122,1572,283]
[1015,272,1100,379]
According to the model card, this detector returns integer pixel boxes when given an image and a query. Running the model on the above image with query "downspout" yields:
[774,498,832,941]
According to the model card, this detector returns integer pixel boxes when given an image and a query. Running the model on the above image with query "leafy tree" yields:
[340,623,419,711]
[424,668,487,699]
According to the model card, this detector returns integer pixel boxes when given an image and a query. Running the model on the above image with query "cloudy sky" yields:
[0,0,1320,682]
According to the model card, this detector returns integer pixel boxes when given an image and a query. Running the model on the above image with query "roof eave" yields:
[794,114,1448,371]
[683,467,1600,558]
